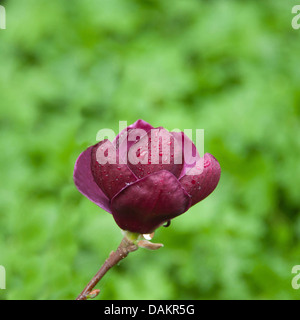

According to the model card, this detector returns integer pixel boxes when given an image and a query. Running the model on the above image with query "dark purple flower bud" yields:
[73,120,221,234]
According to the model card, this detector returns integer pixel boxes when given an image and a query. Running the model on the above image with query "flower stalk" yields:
[76,232,163,300]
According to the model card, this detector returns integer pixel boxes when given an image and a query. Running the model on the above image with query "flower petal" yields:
[179,153,221,206]
[171,131,201,179]
[113,119,154,150]
[91,140,137,199]
[73,145,111,213]
[111,170,192,234]
[127,127,184,179]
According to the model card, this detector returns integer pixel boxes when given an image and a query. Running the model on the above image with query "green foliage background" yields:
[1,0,300,300]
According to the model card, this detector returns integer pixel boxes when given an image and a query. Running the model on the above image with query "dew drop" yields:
[163,221,171,228]
[143,234,152,240]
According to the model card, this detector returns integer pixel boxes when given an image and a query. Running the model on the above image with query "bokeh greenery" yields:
[1,0,300,300]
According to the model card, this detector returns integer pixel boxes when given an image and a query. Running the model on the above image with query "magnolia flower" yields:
[73,120,220,234]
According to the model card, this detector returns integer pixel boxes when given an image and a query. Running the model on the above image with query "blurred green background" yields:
[1,0,300,300]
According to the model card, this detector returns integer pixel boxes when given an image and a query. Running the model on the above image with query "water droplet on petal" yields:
[143,234,152,240]
[163,221,171,228]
